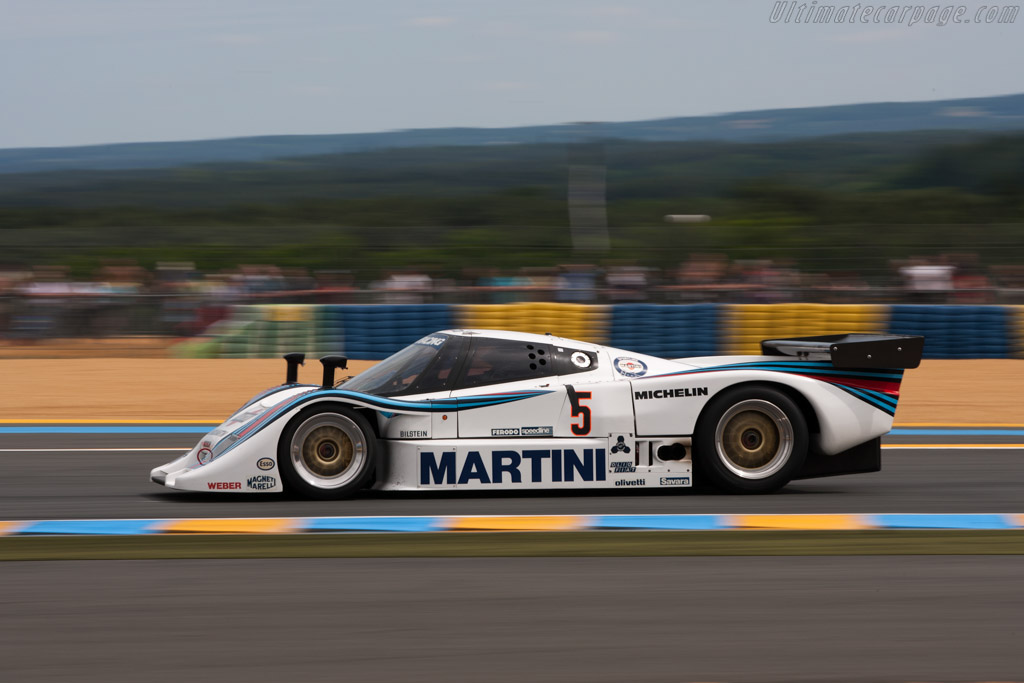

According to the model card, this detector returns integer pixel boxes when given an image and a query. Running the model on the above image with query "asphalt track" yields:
[1,428,1022,520]
[2,556,1022,682]
[3,429,1023,682]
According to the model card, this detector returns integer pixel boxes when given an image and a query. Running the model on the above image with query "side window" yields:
[457,339,556,389]
[402,336,467,395]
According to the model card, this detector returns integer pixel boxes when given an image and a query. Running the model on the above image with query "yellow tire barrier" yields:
[1013,306,1024,359]
[457,303,609,343]
[264,304,313,323]
[723,304,888,355]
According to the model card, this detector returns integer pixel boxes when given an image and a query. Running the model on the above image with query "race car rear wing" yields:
[761,334,924,369]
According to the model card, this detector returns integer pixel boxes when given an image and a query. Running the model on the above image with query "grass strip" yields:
[2,530,1024,561]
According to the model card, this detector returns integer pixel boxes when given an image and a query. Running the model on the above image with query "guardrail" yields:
[173,303,1024,360]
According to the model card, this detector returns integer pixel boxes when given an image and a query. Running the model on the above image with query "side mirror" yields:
[283,353,305,384]
[320,355,349,387]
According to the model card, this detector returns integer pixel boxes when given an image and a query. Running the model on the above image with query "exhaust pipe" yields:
[282,353,305,384]
[319,355,349,388]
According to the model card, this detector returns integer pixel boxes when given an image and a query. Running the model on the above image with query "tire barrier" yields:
[608,304,720,359]
[722,304,888,356]
[175,303,1023,360]
[457,303,609,343]
[315,305,346,358]
[214,304,319,359]
[336,305,455,360]
[886,305,1011,359]
[1010,306,1024,359]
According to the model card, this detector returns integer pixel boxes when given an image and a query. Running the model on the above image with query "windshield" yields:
[340,334,450,397]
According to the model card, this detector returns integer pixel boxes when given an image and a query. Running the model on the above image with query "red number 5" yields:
[566,386,591,436]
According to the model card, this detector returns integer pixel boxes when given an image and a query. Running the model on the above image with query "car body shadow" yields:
[142,479,846,505]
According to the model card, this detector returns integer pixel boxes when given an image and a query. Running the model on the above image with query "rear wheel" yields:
[278,405,377,499]
[694,386,807,493]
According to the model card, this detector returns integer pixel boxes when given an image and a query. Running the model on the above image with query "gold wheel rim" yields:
[721,410,780,470]
[289,413,367,489]
[714,399,793,480]
[301,425,354,477]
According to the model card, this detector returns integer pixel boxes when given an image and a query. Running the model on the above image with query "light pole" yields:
[567,122,609,253]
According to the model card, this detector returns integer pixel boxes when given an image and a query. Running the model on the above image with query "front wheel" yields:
[277,405,377,499]
[694,386,808,493]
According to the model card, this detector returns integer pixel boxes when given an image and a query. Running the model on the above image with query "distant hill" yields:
[0,130,997,209]
[0,126,1021,275]
[2,93,1023,175]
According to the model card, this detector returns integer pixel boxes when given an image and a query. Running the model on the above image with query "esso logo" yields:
[257,458,275,471]
[614,357,648,378]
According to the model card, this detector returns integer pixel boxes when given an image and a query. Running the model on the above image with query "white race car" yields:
[151,329,923,498]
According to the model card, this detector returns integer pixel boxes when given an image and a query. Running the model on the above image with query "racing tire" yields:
[694,386,808,494]
[277,404,377,500]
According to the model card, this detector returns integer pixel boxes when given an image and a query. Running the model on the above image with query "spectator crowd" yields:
[2,254,1023,340]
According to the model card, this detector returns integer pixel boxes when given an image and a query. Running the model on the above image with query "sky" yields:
[0,0,1021,148]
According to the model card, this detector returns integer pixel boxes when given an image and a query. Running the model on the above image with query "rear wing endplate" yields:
[761,334,924,369]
